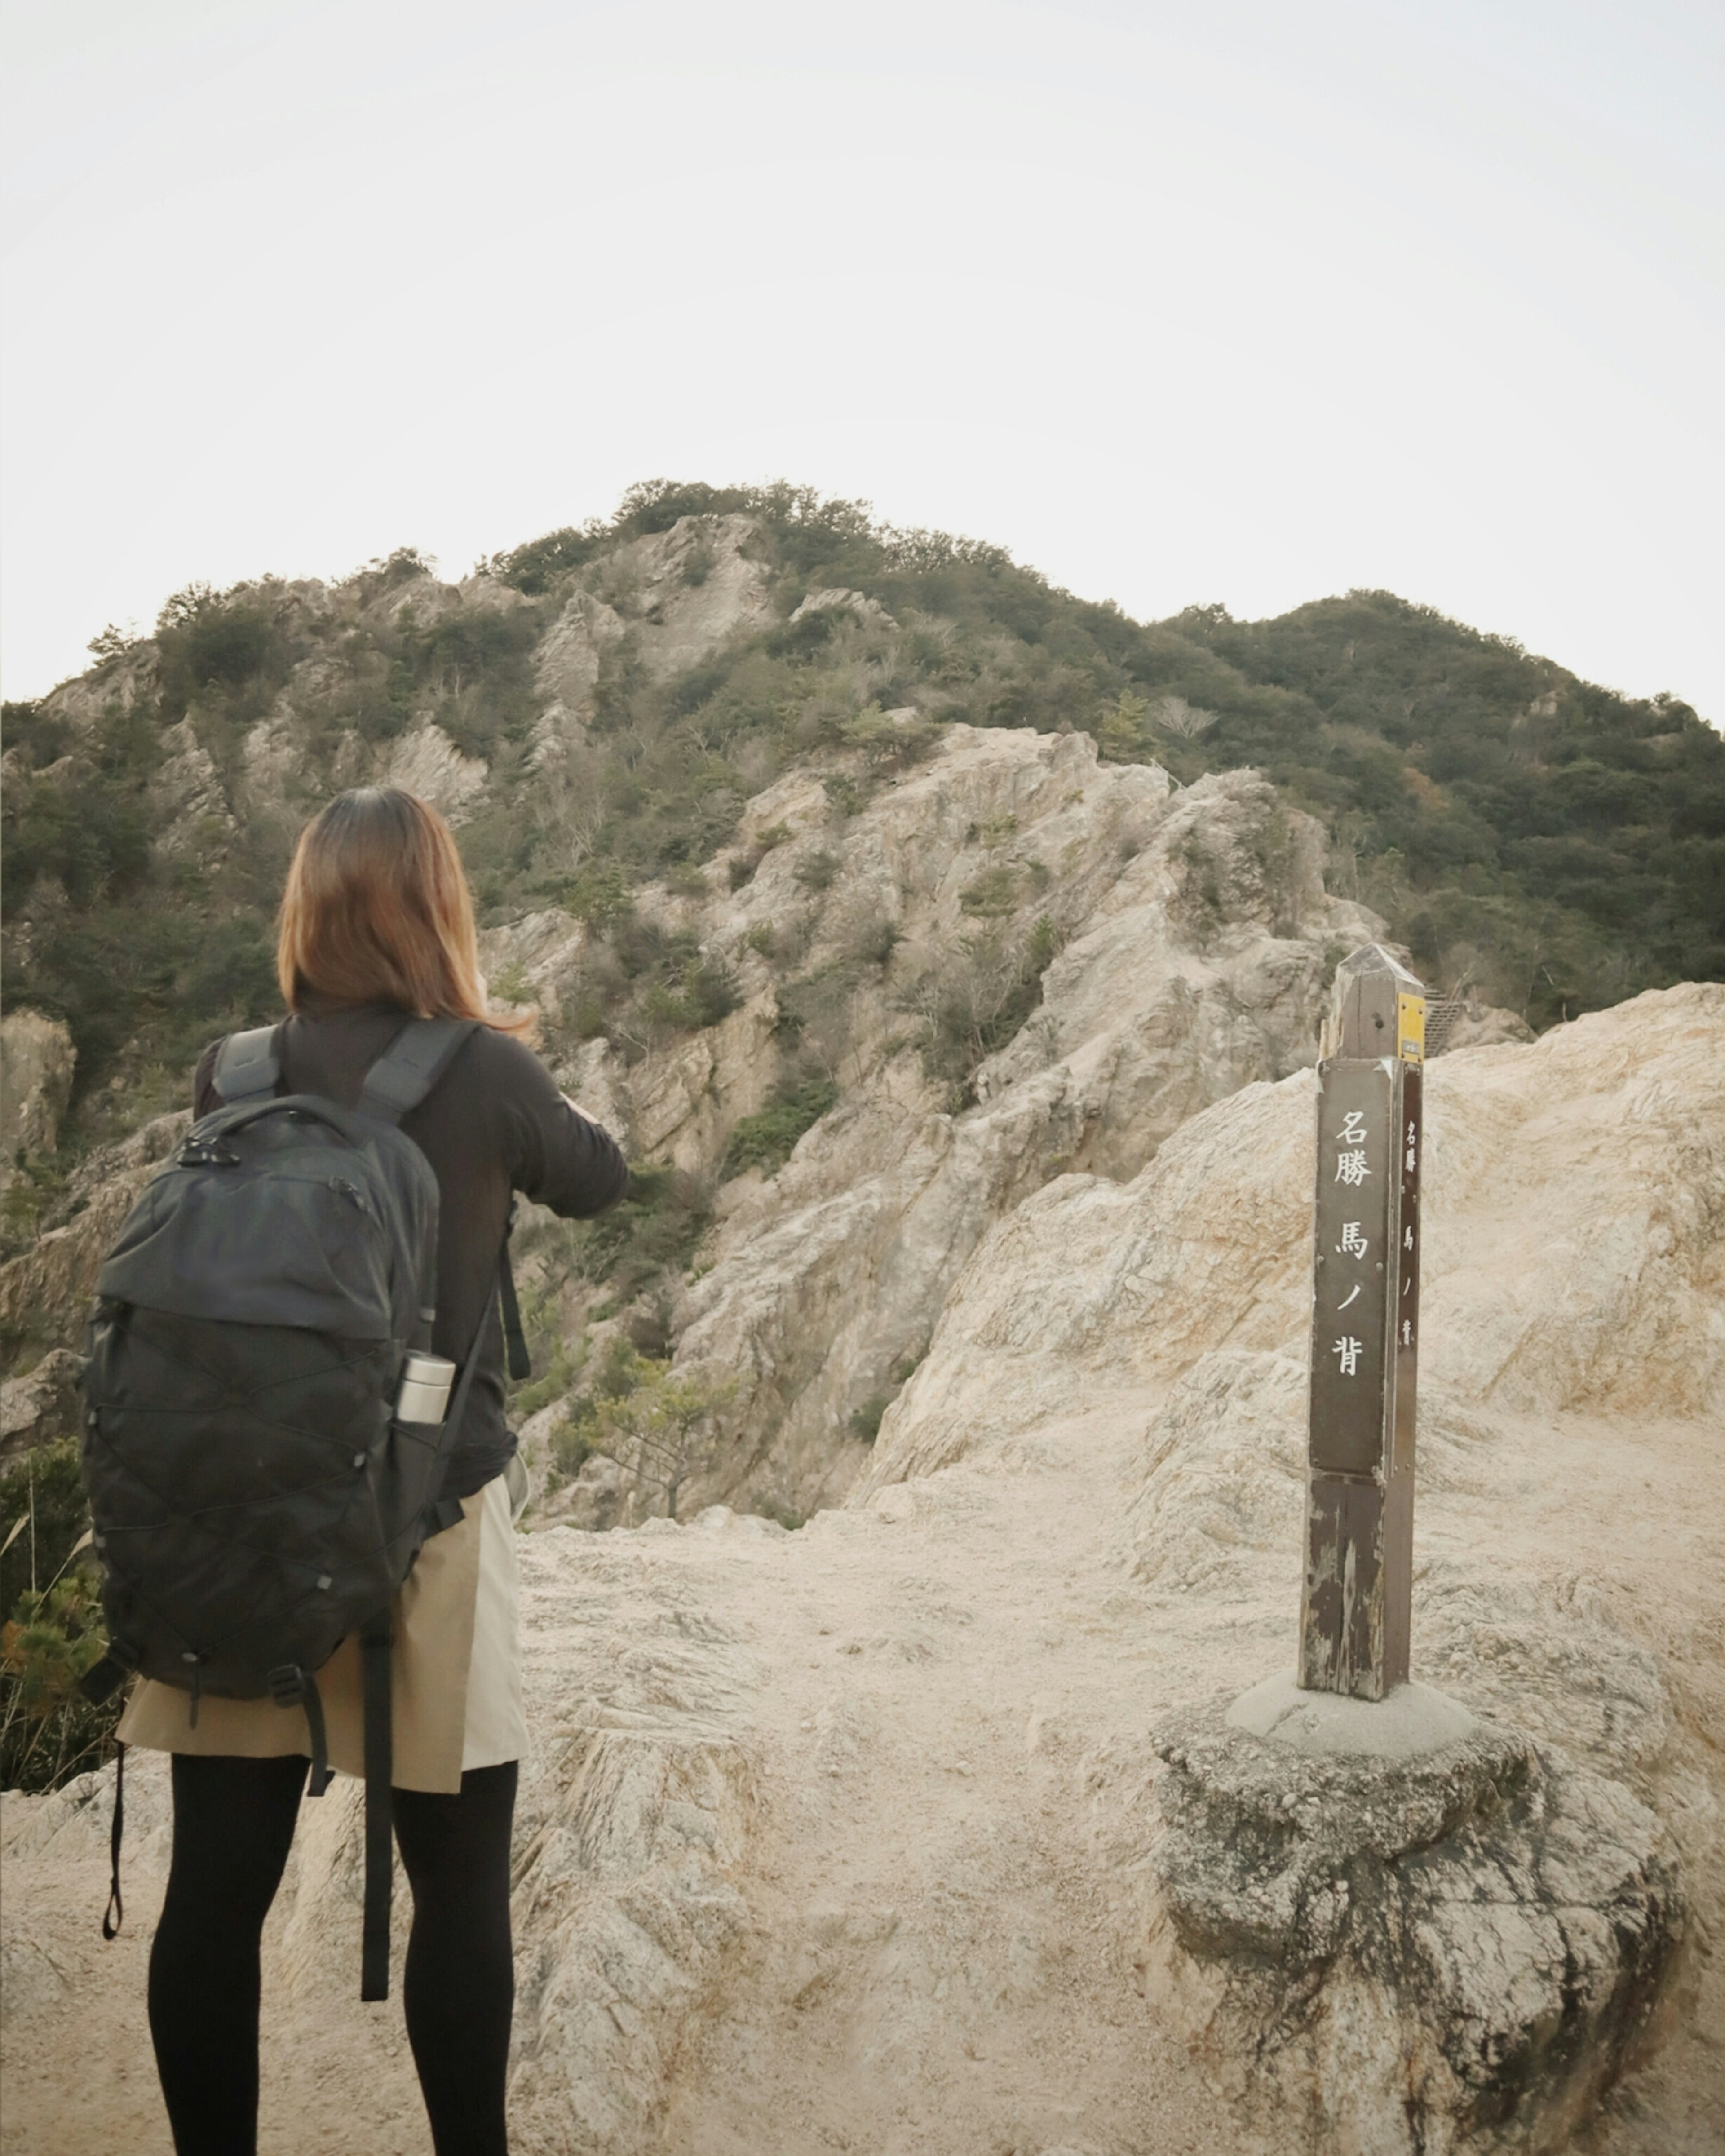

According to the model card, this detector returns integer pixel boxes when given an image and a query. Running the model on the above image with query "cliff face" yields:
[483,724,1378,1519]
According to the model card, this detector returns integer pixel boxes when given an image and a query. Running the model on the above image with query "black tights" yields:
[148,1752,517,2156]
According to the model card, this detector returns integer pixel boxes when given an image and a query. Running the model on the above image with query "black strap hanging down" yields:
[420,1248,509,1544]
[102,1743,126,1940]
[359,1611,394,2003]
[302,1673,332,1797]
[498,1204,531,1382]
[268,1663,333,1795]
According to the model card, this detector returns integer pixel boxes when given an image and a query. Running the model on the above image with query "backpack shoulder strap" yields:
[212,1024,284,1104]
[359,1016,477,1125]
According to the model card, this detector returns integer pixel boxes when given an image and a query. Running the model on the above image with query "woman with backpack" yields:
[110,786,630,2156]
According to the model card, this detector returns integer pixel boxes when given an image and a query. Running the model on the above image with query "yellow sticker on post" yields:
[1397,992,1426,1063]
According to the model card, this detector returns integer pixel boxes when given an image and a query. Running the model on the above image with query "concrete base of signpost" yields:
[1148,1692,1683,2153]
[1226,1669,1475,1760]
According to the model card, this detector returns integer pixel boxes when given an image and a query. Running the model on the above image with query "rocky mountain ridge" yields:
[6,503,1521,1521]
[6,477,1717,1142]
[2,489,1721,2150]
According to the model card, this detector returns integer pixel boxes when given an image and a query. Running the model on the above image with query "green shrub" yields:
[490,525,605,593]
[1098,690,1151,761]
[1,719,155,914]
[839,703,938,767]
[849,1395,889,1443]
[907,916,1061,1089]
[751,1496,806,1530]
[2,1156,69,1254]
[566,1164,713,1302]
[960,864,1019,917]
[154,584,291,723]
[0,1439,119,1793]
[720,1079,839,1181]
[612,478,755,538]
[1,1438,89,1618]
[1,700,72,768]
[822,773,871,818]
[562,859,633,927]
[1,1573,119,1792]
[794,850,838,892]
[848,916,899,966]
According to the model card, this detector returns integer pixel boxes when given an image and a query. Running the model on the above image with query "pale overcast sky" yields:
[3,0,1721,721]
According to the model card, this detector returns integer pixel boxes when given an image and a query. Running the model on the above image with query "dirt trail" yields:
[3,1386,1720,2154]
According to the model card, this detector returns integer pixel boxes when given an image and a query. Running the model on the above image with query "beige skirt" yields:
[115,1469,527,1794]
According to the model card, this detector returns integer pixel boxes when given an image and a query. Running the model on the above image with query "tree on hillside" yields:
[571,1359,739,1522]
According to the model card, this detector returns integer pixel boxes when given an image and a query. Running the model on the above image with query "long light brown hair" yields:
[277,788,529,1032]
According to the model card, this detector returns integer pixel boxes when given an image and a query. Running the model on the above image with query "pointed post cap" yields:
[1323,944,1426,1060]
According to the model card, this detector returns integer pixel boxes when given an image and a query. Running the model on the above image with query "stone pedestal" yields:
[1148,1681,1682,2155]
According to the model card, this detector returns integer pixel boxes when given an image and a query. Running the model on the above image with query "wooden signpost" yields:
[1298,945,1425,1700]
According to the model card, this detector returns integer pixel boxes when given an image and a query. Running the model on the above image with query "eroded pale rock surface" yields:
[3,987,1719,2155]
[145,718,234,855]
[862,983,1725,1490]
[649,730,1377,1516]
[471,718,1385,1519]
[0,1347,82,1465]
[383,722,489,824]
[0,1111,190,1356]
[533,514,771,722]
[1150,1700,1680,2155]
[0,1011,75,1195]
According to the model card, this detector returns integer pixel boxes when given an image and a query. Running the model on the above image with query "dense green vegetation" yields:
[721,1078,840,1180]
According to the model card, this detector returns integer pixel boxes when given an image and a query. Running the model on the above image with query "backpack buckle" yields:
[267,1664,306,1709]
[177,1138,240,1169]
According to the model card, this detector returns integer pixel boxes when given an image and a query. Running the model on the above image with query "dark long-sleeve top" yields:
[193,1001,628,1499]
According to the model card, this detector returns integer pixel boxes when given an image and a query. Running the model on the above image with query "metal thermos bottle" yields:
[395,1352,456,1425]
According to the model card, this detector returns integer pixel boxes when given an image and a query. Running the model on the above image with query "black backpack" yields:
[78,1016,527,2000]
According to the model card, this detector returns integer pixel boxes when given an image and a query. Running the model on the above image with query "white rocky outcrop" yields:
[535,589,627,714]
[0,1347,82,1464]
[39,643,156,726]
[505,722,1384,1517]
[617,514,774,682]
[861,981,1725,1492]
[789,586,896,630]
[382,722,489,825]
[477,909,589,1024]
[535,514,772,722]
[145,718,235,856]
[0,1111,190,1356]
[0,1012,76,1196]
